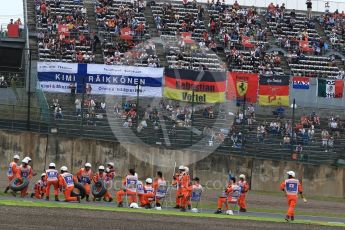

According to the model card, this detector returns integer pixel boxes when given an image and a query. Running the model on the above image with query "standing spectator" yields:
[75,98,81,116]
[306,0,312,19]
[321,129,329,148]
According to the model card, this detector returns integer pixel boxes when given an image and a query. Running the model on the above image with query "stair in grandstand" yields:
[314,18,332,48]
[145,4,159,38]
[26,0,38,60]
[258,13,276,47]
[85,0,103,63]
[26,0,36,34]
[146,3,168,67]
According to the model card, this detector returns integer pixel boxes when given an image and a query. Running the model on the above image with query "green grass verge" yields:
[1,192,344,219]
[0,199,344,228]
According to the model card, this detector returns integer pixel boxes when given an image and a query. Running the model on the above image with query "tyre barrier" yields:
[10,178,29,191]
[71,182,86,199]
[92,180,107,198]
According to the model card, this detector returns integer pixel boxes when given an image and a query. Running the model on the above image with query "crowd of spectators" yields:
[208,1,267,47]
[226,46,282,74]
[95,0,155,66]
[319,10,345,52]
[103,41,160,67]
[35,0,95,62]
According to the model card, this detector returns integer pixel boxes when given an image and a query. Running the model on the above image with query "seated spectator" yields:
[273,106,285,118]
[283,135,290,146]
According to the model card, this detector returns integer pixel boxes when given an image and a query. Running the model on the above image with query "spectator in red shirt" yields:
[41,3,47,17]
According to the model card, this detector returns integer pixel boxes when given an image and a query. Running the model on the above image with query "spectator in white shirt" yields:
[75,98,81,116]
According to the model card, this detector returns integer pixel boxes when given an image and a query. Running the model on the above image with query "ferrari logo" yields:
[236,81,248,96]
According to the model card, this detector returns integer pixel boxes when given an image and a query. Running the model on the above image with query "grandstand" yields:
[0,0,345,167]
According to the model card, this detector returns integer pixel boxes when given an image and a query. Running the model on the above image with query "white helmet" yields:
[178,165,185,170]
[41,173,46,177]
[24,157,32,162]
[22,159,29,164]
[191,208,199,213]
[85,163,91,168]
[287,171,295,178]
[145,178,153,184]
[60,166,68,172]
[184,166,189,172]
[13,155,20,160]
[226,210,234,215]
[99,165,105,170]
[49,162,56,168]
[129,203,139,209]
[239,174,246,179]
[107,162,114,167]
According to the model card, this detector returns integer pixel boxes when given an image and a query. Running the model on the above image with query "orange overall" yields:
[33,179,46,199]
[153,177,166,205]
[58,173,78,202]
[139,185,155,206]
[7,161,18,186]
[172,173,181,206]
[76,168,93,195]
[45,169,59,197]
[93,172,112,200]
[116,175,138,204]
[104,171,114,200]
[179,172,191,209]
[217,183,233,210]
[237,180,249,209]
[16,165,33,197]
[280,179,303,218]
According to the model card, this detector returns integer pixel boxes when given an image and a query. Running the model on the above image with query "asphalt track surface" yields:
[0,205,343,230]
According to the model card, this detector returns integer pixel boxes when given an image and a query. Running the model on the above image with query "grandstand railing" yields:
[0,96,344,167]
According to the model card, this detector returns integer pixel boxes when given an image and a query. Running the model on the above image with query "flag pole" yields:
[315,77,319,108]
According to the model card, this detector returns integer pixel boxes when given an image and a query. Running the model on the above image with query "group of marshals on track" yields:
[4,155,307,220]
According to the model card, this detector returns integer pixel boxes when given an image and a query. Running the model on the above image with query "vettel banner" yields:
[227,72,259,103]
[163,69,226,103]
[86,64,163,97]
[37,62,79,93]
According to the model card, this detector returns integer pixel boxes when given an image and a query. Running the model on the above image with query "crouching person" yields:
[58,166,80,202]
[140,178,155,209]
[31,173,47,199]
[93,166,113,202]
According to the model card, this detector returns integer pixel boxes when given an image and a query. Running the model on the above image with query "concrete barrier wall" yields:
[0,130,344,198]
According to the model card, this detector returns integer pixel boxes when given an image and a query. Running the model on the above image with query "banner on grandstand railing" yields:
[86,64,163,97]
[58,24,69,36]
[258,75,289,106]
[181,32,194,44]
[292,76,310,89]
[163,69,226,103]
[227,72,259,103]
[37,62,79,93]
[317,78,344,98]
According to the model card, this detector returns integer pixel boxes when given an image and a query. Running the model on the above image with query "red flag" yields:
[242,36,255,48]
[299,40,313,53]
[58,24,69,36]
[181,32,195,44]
[120,27,133,40]
[227,72,259,103]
